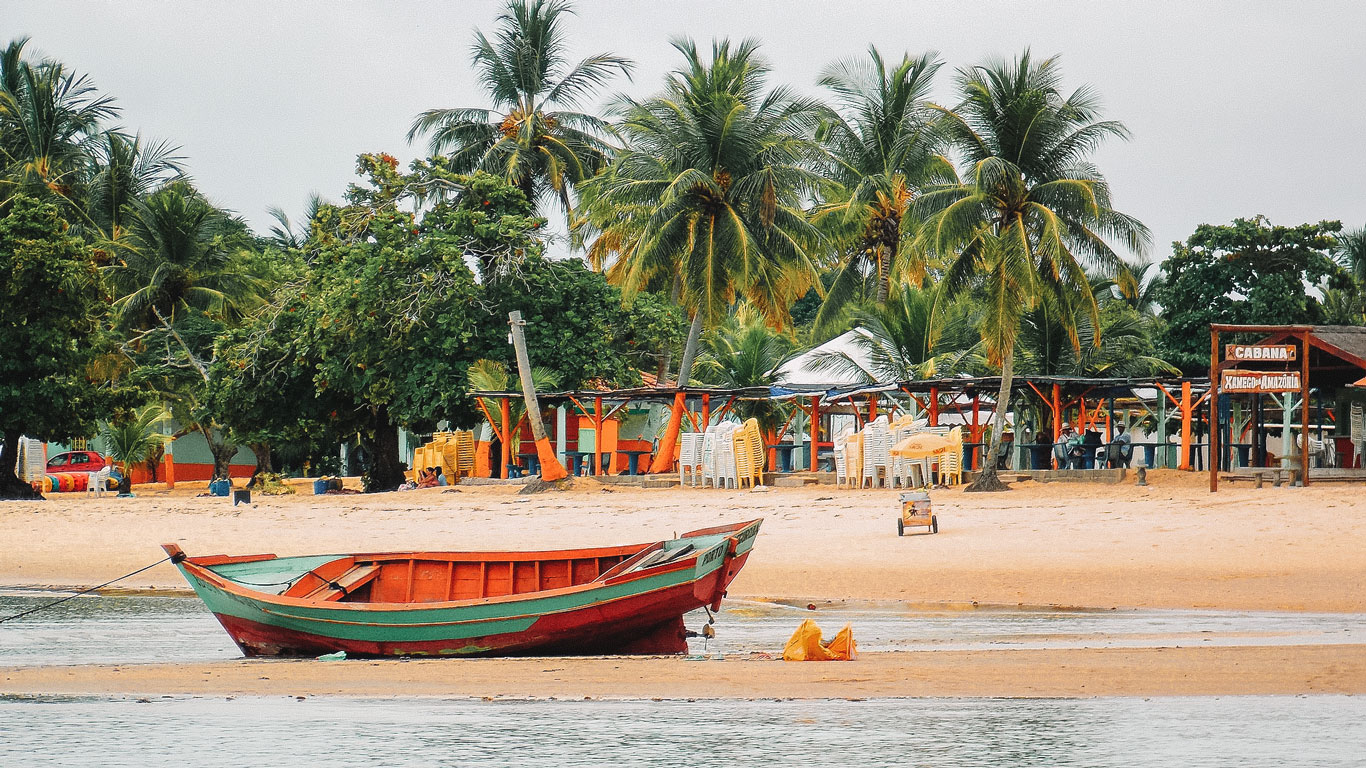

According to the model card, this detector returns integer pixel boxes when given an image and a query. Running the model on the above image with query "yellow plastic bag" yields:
[826,623,857,661]
[782,619,855,661]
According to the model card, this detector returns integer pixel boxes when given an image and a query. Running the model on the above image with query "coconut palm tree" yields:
[810,284,985,385]
[811,47,954,328]
[584,37,825,386]
[85,131,184,239]
[407,0,631,219]
[99,404,172,480]
[1016,279,1176,378]
[919,50,1150,491]
[0,37,117,224]
[693,304,796,437]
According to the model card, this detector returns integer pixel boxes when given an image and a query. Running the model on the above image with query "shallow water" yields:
[1,591,1362,665]
[1,694,1362,767]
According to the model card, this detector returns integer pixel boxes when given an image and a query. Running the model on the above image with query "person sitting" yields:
[435,466,448,486]
[1054,423,1078,469]
[1107,424,1133,468]
[416,467,439,488]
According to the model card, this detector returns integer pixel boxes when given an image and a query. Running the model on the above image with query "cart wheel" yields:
[931,515,939,534]
[897,518,905,536]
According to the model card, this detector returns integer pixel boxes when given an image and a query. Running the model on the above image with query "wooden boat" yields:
[163,519,760,658]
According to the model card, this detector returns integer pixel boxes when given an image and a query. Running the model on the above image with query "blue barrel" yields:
[313,479,329,495]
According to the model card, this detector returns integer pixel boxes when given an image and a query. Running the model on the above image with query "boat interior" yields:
[261,542,700,604]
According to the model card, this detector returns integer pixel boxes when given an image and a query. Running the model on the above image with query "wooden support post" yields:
[1210,328,1220,492]
[971,392,980,470]
[650,391,687,475]
[809,396,821,472]
[164,439,175,490]
[594,396,604,479]
[701,393,711,430]
[929,387,939,427]
[1179,380,1193,471]
[868,394,878,421]
[1052,384,1062,441]
[1302,329,1311,486]
[500,397,512,479]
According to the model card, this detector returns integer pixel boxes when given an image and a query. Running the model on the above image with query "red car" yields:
[46,450,110,474]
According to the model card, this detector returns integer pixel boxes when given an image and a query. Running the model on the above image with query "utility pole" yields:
[508,311,568,481]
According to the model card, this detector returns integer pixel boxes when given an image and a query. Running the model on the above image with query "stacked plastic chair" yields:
[716,422,740,489]
[860,416,891,488]
[1352,403,1365,468]
[833,426,855,488]
[679,432,705,486]
[938,427,965,486]
[700,426,719,487]
[731,419,765,488]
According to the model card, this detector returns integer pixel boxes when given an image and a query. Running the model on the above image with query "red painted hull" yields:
[213,550,751,658]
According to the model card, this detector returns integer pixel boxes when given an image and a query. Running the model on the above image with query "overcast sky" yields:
[13,1,1366,263]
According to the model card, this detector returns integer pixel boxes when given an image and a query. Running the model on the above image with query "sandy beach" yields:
[3,471,1365,698]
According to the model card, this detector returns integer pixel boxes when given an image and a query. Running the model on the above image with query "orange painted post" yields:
[929,387,939,427]
[500,397,511,479]
[701,394,711,430]
[164,440,175,490]
[1179,380,1193,471]
[1052,384,1062,441]
[1210,329,1220,492]
[809,396,821,472]
[649,391,687,474]
[868,394,878,421]
[594,396,604,479]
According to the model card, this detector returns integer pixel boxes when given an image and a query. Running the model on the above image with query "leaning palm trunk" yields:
[676,310,705,387]
[966,350,1013,492]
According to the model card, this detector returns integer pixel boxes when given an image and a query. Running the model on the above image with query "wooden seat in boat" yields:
[301,563,381,602]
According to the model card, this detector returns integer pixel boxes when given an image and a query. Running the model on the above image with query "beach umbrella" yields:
[890,433,952,459]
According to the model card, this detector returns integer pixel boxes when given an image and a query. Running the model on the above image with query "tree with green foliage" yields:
[584,38,825,386]
[812,47,952,325]
[407,0,631,218]
[0,195,134,498]
[99,403,170,480]
[1154,216,1344,371]
[693,304,797,437]
[919,50,1148,491]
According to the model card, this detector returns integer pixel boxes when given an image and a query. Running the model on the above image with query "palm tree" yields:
[1016,279,1176,378]
[810,284,985,384]
[407,0,631,219]
[584,37,825,386]
[919,50,1150,491]
[468,358,560,459]
[811,47,954,327]
[85,131,185,239]
[693,304,797,435]
[0,37,117,224]
[99,404,172,480]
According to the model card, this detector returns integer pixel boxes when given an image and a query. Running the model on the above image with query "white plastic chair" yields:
[700,426,720,488]
[861,416,891,489]
[679,432,705,486]
[86,466,111,497]
[715,422,739,489]
[833,426,854,488]
[1352,403,1364,468]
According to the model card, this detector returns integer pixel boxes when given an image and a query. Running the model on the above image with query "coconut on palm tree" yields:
[407,0,631,219]
[919,50,1150,491]
[811,47,954,329]
[584,37,826,386]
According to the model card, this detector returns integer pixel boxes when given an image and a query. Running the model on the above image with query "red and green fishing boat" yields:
[163,519,760,658]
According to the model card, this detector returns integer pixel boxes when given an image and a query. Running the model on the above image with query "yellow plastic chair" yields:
[938,427,965,486]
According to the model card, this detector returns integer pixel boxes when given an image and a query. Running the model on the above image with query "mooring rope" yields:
[0,554,180,624]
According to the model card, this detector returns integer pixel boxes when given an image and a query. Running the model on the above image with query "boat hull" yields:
[171,521,758,658]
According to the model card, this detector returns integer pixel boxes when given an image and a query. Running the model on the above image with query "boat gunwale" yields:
[172,519,761,615]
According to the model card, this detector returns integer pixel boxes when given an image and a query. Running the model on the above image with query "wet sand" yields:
[3,645,1363,699]
[3,470,1364,611]
[3,471,1364,698]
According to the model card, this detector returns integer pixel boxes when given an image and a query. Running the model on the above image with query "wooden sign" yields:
[1220,369,1302,393]
[1225,344,1297,362]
